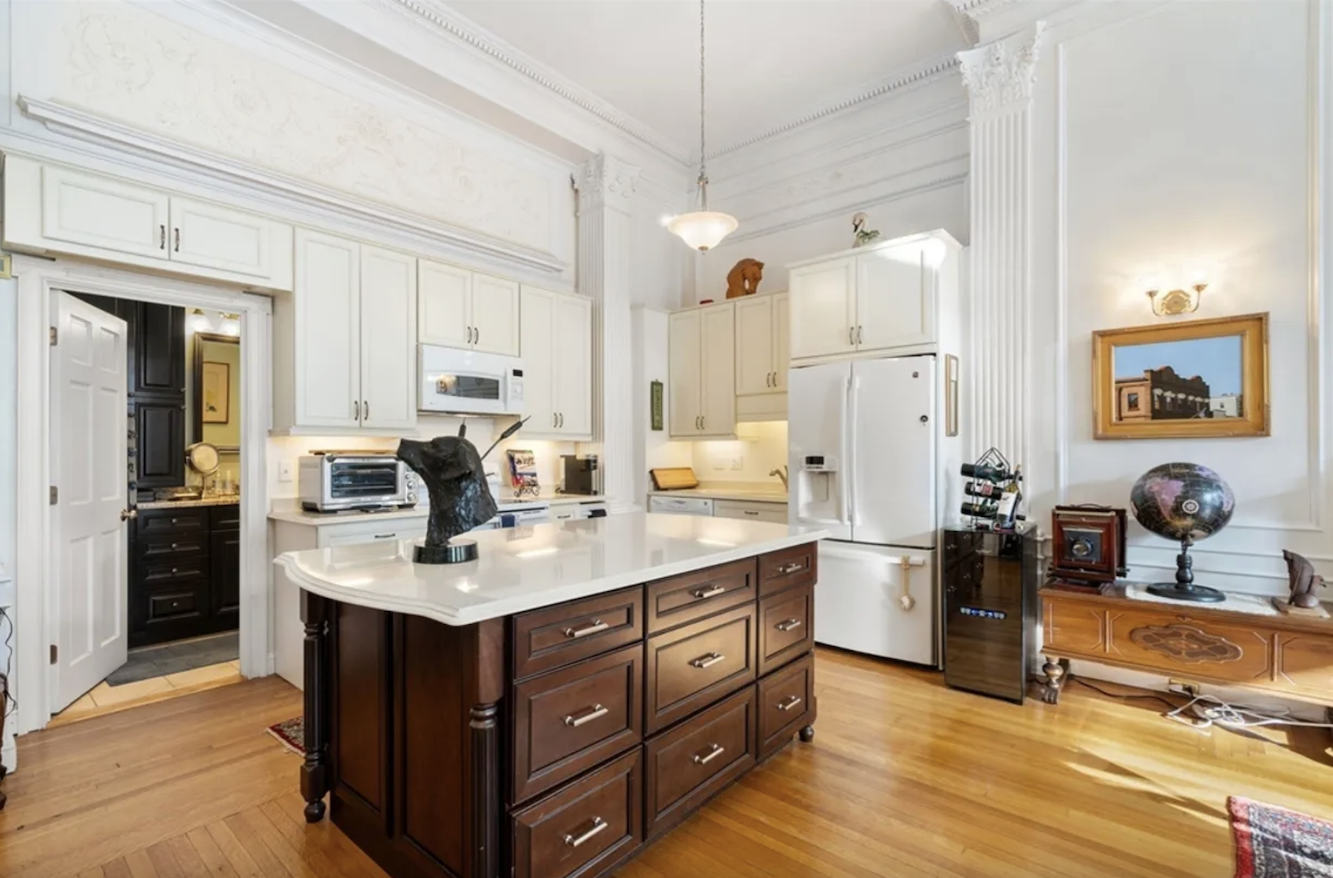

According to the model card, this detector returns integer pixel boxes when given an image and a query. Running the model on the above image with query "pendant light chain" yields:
[698,0,708,210]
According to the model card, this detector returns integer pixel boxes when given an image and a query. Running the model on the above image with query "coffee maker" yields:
[561,455,601,495]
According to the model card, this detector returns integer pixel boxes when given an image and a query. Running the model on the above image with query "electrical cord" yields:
[1071,677,1184,711]
[0,605,14,722]
[1166,692,1333,731]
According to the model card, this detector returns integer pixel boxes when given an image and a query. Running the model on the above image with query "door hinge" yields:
[49,326,58,346]
[50,485,58,505]
[50,644,58,665]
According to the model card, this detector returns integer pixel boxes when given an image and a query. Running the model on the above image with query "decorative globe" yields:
[1129,462,1235,545]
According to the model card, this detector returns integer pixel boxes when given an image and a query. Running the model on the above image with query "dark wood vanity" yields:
[298,540,820,878]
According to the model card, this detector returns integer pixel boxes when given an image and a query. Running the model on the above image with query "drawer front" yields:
[141,558,210,585]
[1107,610,1272,685]
[209,503,241,531]
[512,643,643,803]
[146,585,205,622]
[513,749,642,878]
[758,543,817,597]
[644,687,756,838]
[713,500,788,524]
[758,583,814,676]
[646,604,757,734]
[647,559,757,634]
[137,508,208,537]
[137,535,209,561]
[513,587,644,680]
[757,652,814,758]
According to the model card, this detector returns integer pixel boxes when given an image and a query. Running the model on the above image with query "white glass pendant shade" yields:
[668,210,738,252]
[188,308,212,333]
[221,314,241,336]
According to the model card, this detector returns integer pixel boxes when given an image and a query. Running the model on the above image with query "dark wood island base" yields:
[299,542,820,878]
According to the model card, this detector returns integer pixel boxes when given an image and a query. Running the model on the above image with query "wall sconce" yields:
[1146,283,1207,316]
[187,308,212,333]
[220,314,241,336]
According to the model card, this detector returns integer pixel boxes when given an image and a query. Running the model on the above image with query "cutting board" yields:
[650,467,699,491]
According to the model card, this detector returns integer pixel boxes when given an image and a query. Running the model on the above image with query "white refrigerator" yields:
[788,356,943,666]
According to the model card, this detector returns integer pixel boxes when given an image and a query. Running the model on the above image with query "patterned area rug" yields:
[1231,797,1333,877]
[267,716,305,756]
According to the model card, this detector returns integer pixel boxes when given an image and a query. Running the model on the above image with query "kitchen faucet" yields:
[769,465,789,491]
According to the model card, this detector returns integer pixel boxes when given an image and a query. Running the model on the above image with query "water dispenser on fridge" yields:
[792,455,843,527]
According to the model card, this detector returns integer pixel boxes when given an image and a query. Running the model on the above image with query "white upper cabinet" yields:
[359,246,418,431]
[418,260,473,349]
[773,292,790,392]
[789,258,856,361]
[669,303,735,439]
[274,230,417,434]
[786,234,953,361]
[471,274,521,357]
[417,261,520,357]
[734,293,790,396]
[519,286,592,439]
[4,157,294,290]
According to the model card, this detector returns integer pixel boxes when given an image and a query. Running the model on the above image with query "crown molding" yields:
[945,0,1026,20]
[15,96,567,275]
[381,0,693,166]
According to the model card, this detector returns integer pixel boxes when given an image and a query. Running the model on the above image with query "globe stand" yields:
[1146,537,1225,603]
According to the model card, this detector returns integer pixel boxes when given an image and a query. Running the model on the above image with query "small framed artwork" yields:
[1092,312,1269,440]
[201,361,230,424]
[650,380,664,431]
[943,354,959,437]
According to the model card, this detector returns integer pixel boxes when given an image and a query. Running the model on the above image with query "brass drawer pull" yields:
[690,652,725,669]
[777,695,803,712]
[563,619,609,639]
[692,585,726,600]
[563,704,608,728]
[775,618,803,632]
[780,561,805,575]
[563,816,608,848]
[693,743,726,765]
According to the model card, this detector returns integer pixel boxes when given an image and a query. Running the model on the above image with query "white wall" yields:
[0,277,16,769]
[631,308,693,503]
[691,422,789,486]
[1023,0,1332,595]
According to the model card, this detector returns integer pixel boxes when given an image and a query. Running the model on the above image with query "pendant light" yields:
[667,0,737,252]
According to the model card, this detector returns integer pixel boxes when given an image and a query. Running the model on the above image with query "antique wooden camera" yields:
[1048,505,1128,589]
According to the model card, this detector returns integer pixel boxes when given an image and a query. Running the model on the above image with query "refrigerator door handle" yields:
[845,375,859,527]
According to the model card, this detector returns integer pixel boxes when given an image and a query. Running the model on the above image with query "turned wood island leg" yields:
[300,590,331,823]
[465,618,506,878]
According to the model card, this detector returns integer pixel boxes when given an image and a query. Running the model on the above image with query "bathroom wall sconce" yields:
[1146,283,1207,316]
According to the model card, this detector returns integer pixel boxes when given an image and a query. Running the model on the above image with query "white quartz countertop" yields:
[648,488,788,503]
[275,512,827,626]
[269,493,606,526]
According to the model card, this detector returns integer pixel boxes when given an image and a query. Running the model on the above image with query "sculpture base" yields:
[1146,583,1226,603]
[414,539,479,565]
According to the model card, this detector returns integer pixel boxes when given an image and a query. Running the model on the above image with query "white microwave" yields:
[419,344,525,416]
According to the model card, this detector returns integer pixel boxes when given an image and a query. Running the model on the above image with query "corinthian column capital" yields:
[574,153,641,214]
[958,22,1047,116]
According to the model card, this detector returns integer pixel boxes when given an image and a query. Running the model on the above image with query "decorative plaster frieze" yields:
[573,154,642,214]
[945,0,1025,21]
[958,22,1047,115]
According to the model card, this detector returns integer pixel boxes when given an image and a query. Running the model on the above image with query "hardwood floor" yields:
[3,648,1330,878]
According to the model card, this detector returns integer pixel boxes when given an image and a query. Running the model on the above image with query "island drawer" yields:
[512,587,644,680]
[512,748,643,878]
[512,643,644,803]
[644,687,756,838]
[136,507,209,537]
[758,543,817,597]
[646,559,757,634]
[757,652,815,759]
[758,583,814,676]
[645,604,757,734]
[136,534,209,562]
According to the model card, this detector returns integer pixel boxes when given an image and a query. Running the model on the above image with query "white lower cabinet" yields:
[519,286,592,439]
[669,302,735,439]
[712,500,788,523]
[273,230,417,434]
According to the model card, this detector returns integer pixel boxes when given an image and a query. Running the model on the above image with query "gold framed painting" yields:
[1092,312,1269,440]
[202,361,230,424]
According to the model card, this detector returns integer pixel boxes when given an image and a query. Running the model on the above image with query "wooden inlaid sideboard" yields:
[1038,585,1333,707]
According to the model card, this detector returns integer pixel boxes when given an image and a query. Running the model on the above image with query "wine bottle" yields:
[961,501,998,518]
[964,482,1003,499]
[960,463,1013,483]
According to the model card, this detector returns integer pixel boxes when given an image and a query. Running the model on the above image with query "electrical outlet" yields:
[279,460,295,483]
[1169,679,1201,697]
[730,456,743,471]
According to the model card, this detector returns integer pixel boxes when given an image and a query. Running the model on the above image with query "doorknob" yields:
[120,508,138,521]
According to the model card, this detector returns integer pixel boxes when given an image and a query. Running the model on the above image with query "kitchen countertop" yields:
[268,493,606,526]
[274,512,827,627]
[139,496,241,510]
[648,487,788,503]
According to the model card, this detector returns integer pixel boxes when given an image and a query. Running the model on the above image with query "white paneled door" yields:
[41,165,170,259]
[789,257,856,360]
[668,310,702,437]
[359,246,418,430]
[293,229,361,429]
[50,293,130,712]
[471,273,521,356]
[168,196,273,278]
[418,259,473,349]
[698,304,736,437]
[856,249,931,352]
[733,296,774,396]
[554,293,593,437]
[519,287,557,431]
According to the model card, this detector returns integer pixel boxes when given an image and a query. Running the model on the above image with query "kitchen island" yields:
[275,512,825,878]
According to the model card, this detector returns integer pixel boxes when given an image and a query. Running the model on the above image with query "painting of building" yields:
[1210,394,1241,418]
[1114,366,1212,421]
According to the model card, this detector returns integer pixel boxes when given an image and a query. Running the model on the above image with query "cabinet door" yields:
[136,303,186,397]
[41,165,170,259]
[519,287,556,433]
[733,296,774,396]
[668,310,702,437]
[210,530,241,621]
[359,246,418,431]
[772,293,790,392]
[698,304,736,437]
[135,399,186,489]
[554,293,593,438]
[471,273,521,356]
[293,229,361,429]
[168,196,275,278]
[789,258,856,360]
[418,259,473,349]
[856,248,933,351]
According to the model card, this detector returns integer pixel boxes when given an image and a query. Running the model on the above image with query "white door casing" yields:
[418,259,473,350]
[471,273,521,356]
[50,293,129,712]
[359,246,418,431]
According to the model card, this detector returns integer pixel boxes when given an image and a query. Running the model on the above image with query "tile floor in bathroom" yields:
[50,660,243,727]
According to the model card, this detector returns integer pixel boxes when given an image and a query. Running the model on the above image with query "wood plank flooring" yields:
[3,648,1331,878]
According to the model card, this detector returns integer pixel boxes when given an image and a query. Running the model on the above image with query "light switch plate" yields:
[279,460,294,482]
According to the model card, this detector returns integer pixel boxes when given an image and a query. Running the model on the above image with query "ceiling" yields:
[447,0,971,158]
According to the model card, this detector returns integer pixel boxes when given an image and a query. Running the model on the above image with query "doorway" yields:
[12,257,272,740]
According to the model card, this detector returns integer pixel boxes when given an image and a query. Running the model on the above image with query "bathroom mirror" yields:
[192,332,240,452]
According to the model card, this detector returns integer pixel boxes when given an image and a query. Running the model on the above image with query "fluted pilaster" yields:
[958,23,1046,470]
[574,154,641,512]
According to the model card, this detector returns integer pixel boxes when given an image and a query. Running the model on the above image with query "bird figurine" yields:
[852,212,880,248]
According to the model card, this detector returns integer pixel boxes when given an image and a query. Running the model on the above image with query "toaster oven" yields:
[298,453,418,512]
